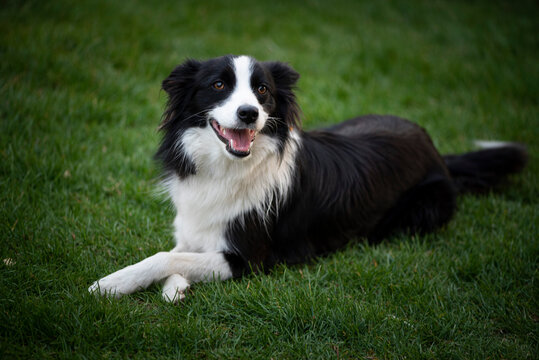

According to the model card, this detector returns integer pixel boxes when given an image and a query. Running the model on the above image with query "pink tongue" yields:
[225,129,252,152]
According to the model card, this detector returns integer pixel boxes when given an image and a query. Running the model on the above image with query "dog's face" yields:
[205,56,272,157]
[158,55,300,173]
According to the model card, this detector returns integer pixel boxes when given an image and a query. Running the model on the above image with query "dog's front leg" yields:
[89,252,233,300]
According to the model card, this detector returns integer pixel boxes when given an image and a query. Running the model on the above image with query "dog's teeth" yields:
[223,129,226,135]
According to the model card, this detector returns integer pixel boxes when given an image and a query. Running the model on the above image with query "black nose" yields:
[237,105,259,124]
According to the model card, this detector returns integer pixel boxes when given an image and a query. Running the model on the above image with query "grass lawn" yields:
[1,0,538,358]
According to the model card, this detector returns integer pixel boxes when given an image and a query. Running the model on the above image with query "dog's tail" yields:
[443,141,528,194]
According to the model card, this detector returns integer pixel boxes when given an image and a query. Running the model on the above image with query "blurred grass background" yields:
[0,0,537,358]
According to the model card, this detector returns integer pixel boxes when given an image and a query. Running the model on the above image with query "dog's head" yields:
[157,55,300,177]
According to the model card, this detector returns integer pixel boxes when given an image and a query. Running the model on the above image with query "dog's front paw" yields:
[88,279,123,298]
[88,267,146,298]
[162,274,190,304]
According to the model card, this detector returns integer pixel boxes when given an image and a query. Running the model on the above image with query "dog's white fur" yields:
[89,56,299,303]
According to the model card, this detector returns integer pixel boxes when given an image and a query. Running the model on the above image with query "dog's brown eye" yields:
[213,81,224,90]
[257,85,267,95]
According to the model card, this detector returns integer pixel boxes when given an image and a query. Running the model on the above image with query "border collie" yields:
[89,55,527,303]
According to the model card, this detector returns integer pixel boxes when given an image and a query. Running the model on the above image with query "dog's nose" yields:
[237,105,259,124]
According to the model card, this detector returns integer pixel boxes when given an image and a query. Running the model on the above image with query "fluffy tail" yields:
[443,141,528,194]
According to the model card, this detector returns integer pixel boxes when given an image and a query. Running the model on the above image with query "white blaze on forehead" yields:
[208,56,268,131]
[233,55,254,94]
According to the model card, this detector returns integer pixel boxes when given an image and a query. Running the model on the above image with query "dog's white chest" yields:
[167,176,235,252]
[167,171,281,252]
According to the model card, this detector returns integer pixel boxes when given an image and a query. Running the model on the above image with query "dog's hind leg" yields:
[369,172,457,241]
[89,252,233,300]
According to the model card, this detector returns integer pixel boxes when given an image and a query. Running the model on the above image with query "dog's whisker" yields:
[263,117,282,132]
[180,109,211,122]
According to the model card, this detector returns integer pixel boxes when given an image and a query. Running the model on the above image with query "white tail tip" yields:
[474,140,513,149]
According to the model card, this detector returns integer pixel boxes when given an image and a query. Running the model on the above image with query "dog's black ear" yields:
[162,59,200,94]
[264,61,301,128]
[264,61,300,89]
[160,59,201,129]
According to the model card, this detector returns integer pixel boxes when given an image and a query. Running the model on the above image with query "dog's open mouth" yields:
[211,120,256,157]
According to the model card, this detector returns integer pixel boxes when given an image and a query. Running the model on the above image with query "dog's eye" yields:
[213,81,225,90]
[257,85,267,95]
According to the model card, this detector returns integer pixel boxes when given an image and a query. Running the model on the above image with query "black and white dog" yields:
[89,55,527,303]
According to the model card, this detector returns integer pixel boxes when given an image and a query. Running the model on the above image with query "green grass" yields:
[1,0,538,358]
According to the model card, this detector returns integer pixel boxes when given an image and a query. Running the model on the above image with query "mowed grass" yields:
[1,0,538,358]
